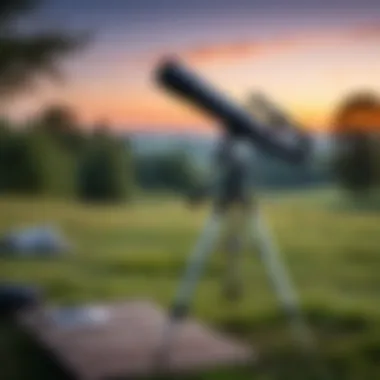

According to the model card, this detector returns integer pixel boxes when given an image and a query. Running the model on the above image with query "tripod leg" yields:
[248,205,332,380]
[155,209,224,367]
[249,205,315,346]
[222,206,244,301]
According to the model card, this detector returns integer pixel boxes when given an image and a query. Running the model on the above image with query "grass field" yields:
[1,190,380,380]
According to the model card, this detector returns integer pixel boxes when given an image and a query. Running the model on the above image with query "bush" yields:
[0,112,135,204]
[134,150,200,195]
[0,128,76,197]
[78,132,134,203]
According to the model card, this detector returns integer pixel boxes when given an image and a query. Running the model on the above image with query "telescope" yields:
[154,57,332,380]
[155,57,312,164]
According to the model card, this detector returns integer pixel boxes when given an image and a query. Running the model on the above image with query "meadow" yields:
[1,190,380,380]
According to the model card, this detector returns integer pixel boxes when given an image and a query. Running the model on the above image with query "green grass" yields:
[1,191,380,379]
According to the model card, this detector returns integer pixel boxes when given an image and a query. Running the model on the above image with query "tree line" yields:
[0,108,135,203]
[0,105,202,203]
[1,89,380,204]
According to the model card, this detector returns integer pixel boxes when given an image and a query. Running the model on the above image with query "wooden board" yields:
[17,300,255,379]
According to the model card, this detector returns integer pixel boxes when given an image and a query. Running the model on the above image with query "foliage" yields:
[333,91,380,133]
[0,128,76,197]
[0,0,85,100]
[36,103,88,156]
[331,90,380,197]
[0,111,135,203]
[134,150,200,195]
[333,132,373,194]
[79,131,134,203]
[0,0,134,203]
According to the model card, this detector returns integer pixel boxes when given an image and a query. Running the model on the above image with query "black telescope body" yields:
[155,58,311,164]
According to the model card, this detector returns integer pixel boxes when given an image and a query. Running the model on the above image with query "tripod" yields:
[156,135,329,379]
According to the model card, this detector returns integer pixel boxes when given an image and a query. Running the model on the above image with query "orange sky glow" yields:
[5,6,380,134]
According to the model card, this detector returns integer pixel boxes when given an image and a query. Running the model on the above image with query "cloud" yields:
[346,23,380,39]
[183,40,301,63]
[171,22,380,65]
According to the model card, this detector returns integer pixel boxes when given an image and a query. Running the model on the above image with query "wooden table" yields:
[17,300,256,379]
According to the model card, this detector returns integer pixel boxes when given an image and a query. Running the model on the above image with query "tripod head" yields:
[187,132,256,210]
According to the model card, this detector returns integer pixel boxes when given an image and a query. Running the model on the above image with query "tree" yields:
[38,104,79,133]
[0,128,76,197]
[0,1,89,200]
[333,91,380,134]
[79,128,134,203]
[36,104,87,155]
[0,0,85,100]
[331,90,380,197]
[134,150,200,195]
[159,150,199,194]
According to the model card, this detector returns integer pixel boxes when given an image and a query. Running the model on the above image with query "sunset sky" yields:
[6,0,380,133]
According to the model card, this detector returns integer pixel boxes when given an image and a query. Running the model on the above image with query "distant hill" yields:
[127,131,216,169]
[124,130,333,190]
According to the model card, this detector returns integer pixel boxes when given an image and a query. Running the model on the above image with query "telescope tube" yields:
[155,58,312,164]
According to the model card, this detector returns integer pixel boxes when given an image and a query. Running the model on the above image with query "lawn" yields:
[1,190,380,380]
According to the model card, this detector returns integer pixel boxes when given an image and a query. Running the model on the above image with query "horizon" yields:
[4,0,380,133]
